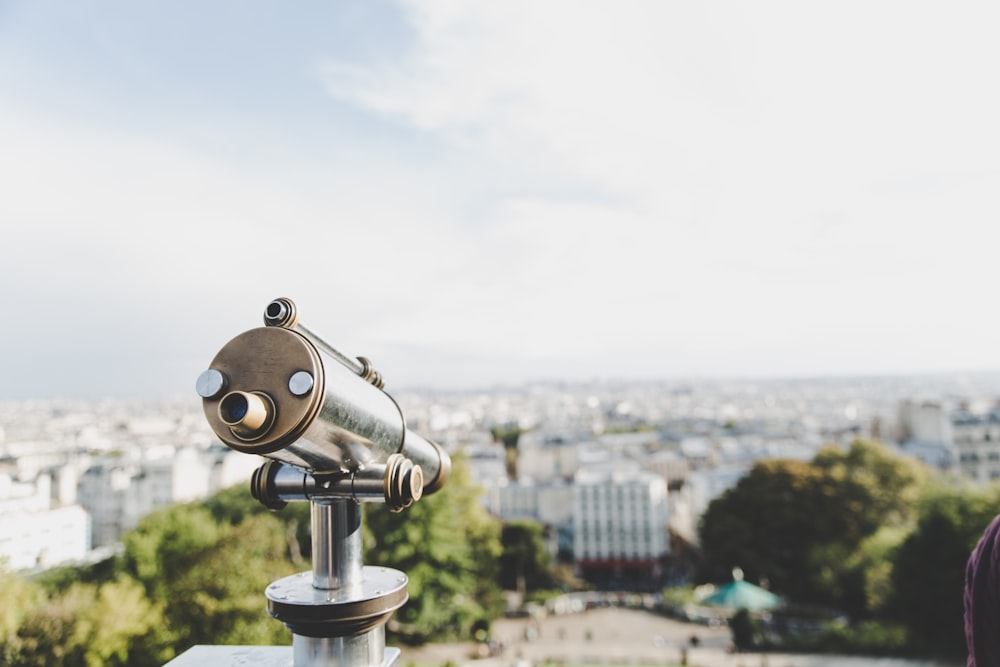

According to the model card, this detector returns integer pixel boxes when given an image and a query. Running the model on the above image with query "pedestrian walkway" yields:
[399,607,961,667]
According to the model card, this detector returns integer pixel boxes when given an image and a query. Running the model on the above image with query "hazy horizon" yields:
[2,367,999,404]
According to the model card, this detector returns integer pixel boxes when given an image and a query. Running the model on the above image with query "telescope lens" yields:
[220,393,249,423]
[218,391,274,438]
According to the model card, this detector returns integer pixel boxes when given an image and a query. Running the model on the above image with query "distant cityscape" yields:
[1,371,999,581]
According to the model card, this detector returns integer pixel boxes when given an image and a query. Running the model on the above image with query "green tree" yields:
[699,458,835,601]
[202,483,310,565]
[33,554,123,595]
[841,525,910,617]
[122,499,301,657]
[9,577,167,667]
[0,569,45,664]
[9,588,80,667]
[499,520,553,593]
[164,513,299,649]
[365,455,502,644]
[201,483,265,525]
[810,440,929,614]
[812,439,928,543]
[699,440,928,608]
[1,467,506,662]
[887,482,1000,658]
[123,503,222,601]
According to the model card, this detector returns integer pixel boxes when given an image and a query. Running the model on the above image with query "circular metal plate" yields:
[201,327,324,455]
[266,567,408,637]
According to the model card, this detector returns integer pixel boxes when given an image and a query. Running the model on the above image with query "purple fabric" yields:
[966,514,1000,666]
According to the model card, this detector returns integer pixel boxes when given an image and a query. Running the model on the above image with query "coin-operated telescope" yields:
[168,298,450,667]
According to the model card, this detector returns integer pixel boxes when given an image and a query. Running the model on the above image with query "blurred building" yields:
[572,464,669,589]
[896,399,1000,481]
[897,400,954,468]
[0,473,89,570]
[952,404,1000,483]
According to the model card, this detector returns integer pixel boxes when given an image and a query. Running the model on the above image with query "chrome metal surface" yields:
[265,567,408,614]
[265,566,408,637]
[263,499,406,666]
[253,461,421,508]
[195,369,227,399]
[382,454,422,512]
[312,500,363,592]
[397,432,450,495]
[288,371,315,397]
[292,636,398,667]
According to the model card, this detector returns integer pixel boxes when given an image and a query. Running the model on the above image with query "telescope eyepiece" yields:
[219,391,275,440]
[221,393,249,421]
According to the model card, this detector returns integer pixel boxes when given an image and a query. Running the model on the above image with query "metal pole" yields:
[312,499,363,592]
[297,499,374,667]
[286,499,395,667]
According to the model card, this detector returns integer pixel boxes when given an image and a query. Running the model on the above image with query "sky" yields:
[1,1,999,399]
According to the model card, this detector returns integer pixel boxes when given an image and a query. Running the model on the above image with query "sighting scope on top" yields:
[195,297,450,512]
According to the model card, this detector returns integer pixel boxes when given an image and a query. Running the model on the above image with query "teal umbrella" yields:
[702,569,782,611]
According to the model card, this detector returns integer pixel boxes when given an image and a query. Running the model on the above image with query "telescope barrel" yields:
[197,300,449,494]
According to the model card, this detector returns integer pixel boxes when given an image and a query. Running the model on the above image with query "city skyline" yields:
[2,1,999,399]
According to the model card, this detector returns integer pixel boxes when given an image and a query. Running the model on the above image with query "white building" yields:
[518,439,581,481]
[898,400,953,444]
[78,462,139,548]
[537,481,574,526]
[953,407,1000,483]
[0,473,89,570]
[897,400,954,468]
[482,478,574,527]
[487,480,536,521]
[896,399,1000,479]
[572,465,669,585]
[644,450,689,488]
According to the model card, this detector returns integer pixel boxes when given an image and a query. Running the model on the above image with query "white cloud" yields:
[2,1,999,396]
[320,1,1000,220]
[315,1,1000,378]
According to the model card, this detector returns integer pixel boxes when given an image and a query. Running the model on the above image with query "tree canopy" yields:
[699,440,929,608]
[365,454,502,644]
[697,439,1000,660]
[887,482,1000,656]
[499,520,554,594]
